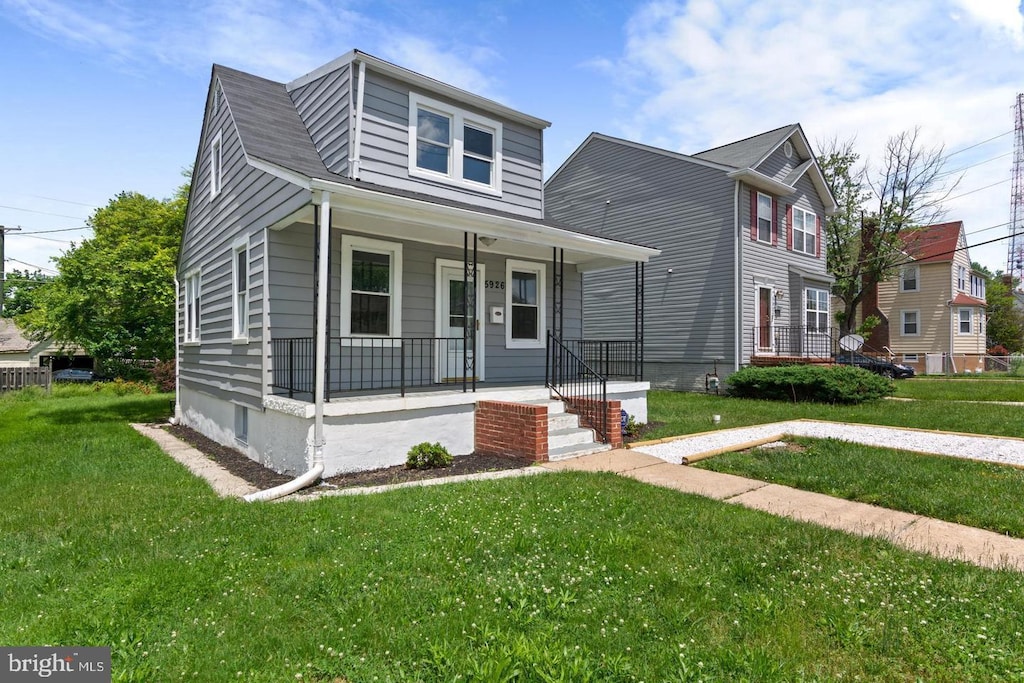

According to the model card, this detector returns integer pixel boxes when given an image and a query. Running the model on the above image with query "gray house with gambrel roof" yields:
[545,125,837,390]
[176,50,657,485]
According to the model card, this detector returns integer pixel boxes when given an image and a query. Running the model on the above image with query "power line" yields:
[944,178,1010,203]
[945,130,1013,158]
[936,151,1012,178]
[0,204,88,219]
[3,258,58,275]
[9,226,91,235]
[8,193,99,208]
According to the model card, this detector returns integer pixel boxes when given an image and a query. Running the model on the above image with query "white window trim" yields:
[505,259,546,350]
[903,353,919,363]
[804,287,829,331]
[210,130,223,199]
[408,93,503,196]
[183,268,201,345]
[901,309,920,337]
[756,192,773,244]
[900,265,919,292]
[957,307,972,335]
[792,206,816,255]
[231,238,249,342]
[957,266,966,292]
[340,235,403,340]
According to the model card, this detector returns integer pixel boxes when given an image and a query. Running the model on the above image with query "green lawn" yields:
[894,377,1024,402]
[2,388,1024,681]
[695,437,1024,538]
[643,388,1024,441]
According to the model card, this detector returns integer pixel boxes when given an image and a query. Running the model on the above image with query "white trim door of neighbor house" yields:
[435,260,485,382]
[756,285,774,353]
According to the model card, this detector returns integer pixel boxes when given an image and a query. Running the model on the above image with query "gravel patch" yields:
[632,419,1024,468]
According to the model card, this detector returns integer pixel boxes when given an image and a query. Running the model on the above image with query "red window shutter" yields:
[786,205,793,250]
[771,198,779,246]
[750,190,757,241]
[816,214,822,258]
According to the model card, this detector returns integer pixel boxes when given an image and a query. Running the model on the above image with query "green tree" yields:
[19,185,187,363]
[983,270,1024,353]
[1,269,51,317]
[820,129,959,336]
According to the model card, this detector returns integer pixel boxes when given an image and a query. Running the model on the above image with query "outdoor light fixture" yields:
[479,236,497,247]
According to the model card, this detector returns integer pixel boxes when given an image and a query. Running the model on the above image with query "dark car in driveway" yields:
[835,351,915,379]
[52,369,108,383]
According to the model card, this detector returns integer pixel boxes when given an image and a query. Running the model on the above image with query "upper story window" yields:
[409,93,502,194]
[506,259,545,349]
[957,266,966,291]
[232,240,249,341]
[791,206,817,255]
[756,192,773,243]
[341,235,403,337]
[900,265,919,292]
[183,269,201,344]
[210,131,223,199]
[805,288,829,331]
[970,273,986,299]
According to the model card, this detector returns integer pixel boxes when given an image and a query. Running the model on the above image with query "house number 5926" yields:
[485,280,505,290]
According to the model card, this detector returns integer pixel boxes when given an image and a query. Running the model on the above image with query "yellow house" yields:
[861,221,987,374]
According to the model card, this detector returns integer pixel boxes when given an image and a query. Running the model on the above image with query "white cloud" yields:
[952,0,1024,47]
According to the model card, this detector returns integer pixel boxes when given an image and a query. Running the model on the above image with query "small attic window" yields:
[213,82,223,115]
[783,141,793,158]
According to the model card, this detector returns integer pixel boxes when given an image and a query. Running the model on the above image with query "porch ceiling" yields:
[283,179,659,271]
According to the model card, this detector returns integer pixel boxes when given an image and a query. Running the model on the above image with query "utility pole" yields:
[0,225,22,317]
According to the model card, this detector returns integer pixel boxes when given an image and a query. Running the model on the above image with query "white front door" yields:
[436,261,485,382]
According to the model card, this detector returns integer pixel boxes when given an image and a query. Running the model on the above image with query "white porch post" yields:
[313,191,332,464]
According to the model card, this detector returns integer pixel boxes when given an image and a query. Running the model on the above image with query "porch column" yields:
[635,261,645,381]
[312,191,332,462]
[551,248,564,340]
[462,232,478,393]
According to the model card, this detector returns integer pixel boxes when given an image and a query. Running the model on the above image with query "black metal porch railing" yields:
[751,326,838,360]
[546,333,610,443]
[270,337,475,398]
[560,339,642,380]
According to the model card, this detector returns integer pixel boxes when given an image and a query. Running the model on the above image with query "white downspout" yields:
[171,275,181,425]
[733,180,742,371]
[349,60,366,180]
[244,193,330,501]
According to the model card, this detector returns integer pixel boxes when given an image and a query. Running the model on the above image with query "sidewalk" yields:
[541,447,1024,572]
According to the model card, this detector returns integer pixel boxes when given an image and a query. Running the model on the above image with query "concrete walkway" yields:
[541,447,1024,572]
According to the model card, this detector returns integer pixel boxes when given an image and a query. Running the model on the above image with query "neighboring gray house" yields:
[176,50,657,486]
[545,125,837,390]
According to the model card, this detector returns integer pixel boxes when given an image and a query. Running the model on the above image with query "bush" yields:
[152,359,176,393]
[406,442,453,470]
[726,365,894,404]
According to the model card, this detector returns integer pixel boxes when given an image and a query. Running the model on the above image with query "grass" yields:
[695,437,1024,538]
[643,388,1024,441]
[894,377,1024,402]
[3,389,1024,680]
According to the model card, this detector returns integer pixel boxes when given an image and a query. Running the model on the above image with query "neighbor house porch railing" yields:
[270,336,476,398]
[546,333,610,443]
[559,339,642,381]
[751,326,838,360]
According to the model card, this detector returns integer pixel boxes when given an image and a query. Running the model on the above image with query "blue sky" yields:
[2,0,1024,276]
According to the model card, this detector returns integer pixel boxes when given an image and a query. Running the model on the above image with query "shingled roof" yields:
[0,318,34,353]
[693,124,799,169]
[900,221,964,264]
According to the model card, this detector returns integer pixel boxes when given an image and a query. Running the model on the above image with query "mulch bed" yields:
[164,423,534,492]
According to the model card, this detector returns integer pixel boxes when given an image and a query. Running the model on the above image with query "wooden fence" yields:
[0,367,51,392]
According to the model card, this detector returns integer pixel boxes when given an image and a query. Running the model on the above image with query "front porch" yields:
[749,326,839,365]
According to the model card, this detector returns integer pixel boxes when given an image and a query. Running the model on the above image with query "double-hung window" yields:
[505,260,545,349]
[900,265,919,292]
[341,236,403,338]
[231,240,249,341]
[805,288,829,331]
[970,274,986,299]
[210,131,223,199]
[410,93,502,193]
[958,308,972,334]
[957,266,966,291]
[756,192,773,243]
[791,207,816,255]
[183,270,201,343]
[901,310,919,336]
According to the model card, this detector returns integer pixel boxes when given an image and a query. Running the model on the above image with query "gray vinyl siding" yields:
[354,70,545,218]
[179,91,309,410]
[289,64,351,175]
[739,163,831,362]
[545,136,737,378]
[755,145,800,183]
[265,226,578,385]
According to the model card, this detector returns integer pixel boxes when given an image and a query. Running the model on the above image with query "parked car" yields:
[834,352,916,379]
[52,369,108,383]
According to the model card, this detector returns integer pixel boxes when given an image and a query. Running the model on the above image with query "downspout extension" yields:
[244,193,331,502]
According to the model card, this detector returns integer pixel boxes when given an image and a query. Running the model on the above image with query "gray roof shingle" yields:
[693,124,798,169]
